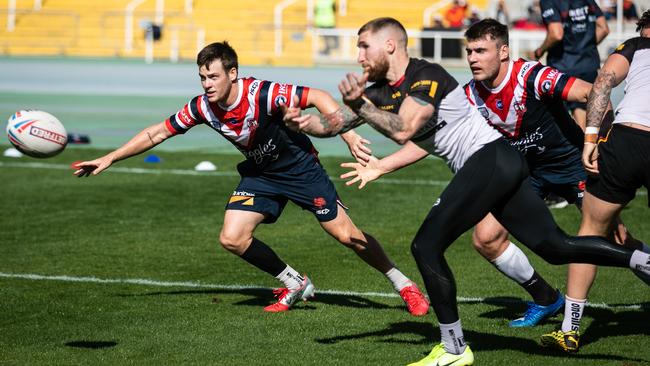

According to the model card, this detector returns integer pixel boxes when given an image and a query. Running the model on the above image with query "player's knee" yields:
[471,230,506,258]
[219,229,251,254]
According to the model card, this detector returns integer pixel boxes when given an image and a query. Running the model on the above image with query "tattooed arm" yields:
[583,53,630,173]
[339,73,434,144]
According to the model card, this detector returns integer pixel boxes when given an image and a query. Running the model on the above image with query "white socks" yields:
[561,296,586,333]
[276,265,304,290]
[439,319,467,354]
[385,267,412,292]
[491,242,535,284]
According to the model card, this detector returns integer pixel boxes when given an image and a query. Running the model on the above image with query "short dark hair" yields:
[465,18,509,46]
[636,9,650,32]
[358,17,408,49]
[358,17,407,36]
[196,41,238,71]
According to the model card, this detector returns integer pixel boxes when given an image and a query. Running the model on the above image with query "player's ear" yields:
[228,67,238,82]
[499,43,509,62]
[385,38,396,54]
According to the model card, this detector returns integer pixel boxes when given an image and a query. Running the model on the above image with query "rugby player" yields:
[72,41,429,315]
[284,17,650,365]
[534,0,609,129]
[541,11,650,352]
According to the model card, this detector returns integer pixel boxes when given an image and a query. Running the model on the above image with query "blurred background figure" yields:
[467,6,482,25]
[495,0,511,25]
[598,0,617,20]
[623,0,640,20]
[314,0,338,55]
[445,0,468,29]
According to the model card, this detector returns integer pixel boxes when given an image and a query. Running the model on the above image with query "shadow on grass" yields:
[117,288,400,311]
[315,321,648,363]
[64,340,118,349]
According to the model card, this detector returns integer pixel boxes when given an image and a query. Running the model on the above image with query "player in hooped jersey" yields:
[464,19,587,328]
[541,12,650,353]
[73,42,430,315]
[284,17,650,365]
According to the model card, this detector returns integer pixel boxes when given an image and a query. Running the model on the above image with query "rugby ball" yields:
[6,110,67,158]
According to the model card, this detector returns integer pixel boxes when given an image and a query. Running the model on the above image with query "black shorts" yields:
[587,124,650,207]
[565,70,598,112]
[529,152,587,205]
[226,167,344,223]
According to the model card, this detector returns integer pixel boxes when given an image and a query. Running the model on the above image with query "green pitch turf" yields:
[1,147,648,365]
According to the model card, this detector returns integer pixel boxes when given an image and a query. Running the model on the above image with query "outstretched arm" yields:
[74,122,172,176]
[282,89,363,137]
[340,141,429,189]
[583,53,629,174]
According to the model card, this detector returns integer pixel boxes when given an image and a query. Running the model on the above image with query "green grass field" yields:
[1,147,649,365]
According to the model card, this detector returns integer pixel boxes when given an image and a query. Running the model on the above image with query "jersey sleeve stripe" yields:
[266,82,276,115]
[297,86,309,108]
[561,76,576,100]
[259,81,271,116]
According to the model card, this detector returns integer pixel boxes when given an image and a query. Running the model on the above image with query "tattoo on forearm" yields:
[339,106,365,133]
[354,101,404,139]
[586,70,616,129]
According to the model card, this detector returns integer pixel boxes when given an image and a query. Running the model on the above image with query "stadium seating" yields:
[0,0,488,65]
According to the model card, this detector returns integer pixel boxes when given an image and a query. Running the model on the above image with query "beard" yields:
[365,55,389,82]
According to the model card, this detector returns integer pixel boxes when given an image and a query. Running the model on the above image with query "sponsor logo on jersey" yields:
[29,126,66,145]
[244,138,278,164]
[246,118,258,129]
[510,127,545,155]
[249,80,260,96]
[542,8,554,18]
[178,107,193,126]
[513,100,527,116]
[379,104,395,111]
[568,5,589,21]
[274,95,287,107]
[496,100,503,110]
[616,43,625,51]
[541,80,552,93]
[391,91,402,99]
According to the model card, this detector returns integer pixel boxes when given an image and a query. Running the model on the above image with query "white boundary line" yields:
[0,272,642,310]
[0,161,452,186]
[3,161,649,194]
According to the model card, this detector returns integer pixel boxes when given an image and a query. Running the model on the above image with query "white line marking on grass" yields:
[4,161,650,194]
[0,272,642,310]
[0,161,451,186]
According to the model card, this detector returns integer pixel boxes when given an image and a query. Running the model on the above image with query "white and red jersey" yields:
[166,77,320,174]
[465,59,583,166]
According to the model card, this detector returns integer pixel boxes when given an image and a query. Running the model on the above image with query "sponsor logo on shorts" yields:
[313,197,330,215]
[229,191,255,206]
[578,181,586,191]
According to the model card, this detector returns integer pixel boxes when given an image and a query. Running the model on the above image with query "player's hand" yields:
[582,142,599,175]
[281,95,307,132]
[73,156,113,177]
[341,131,372,165]
[340,155,384,189]
[339,72,369,109]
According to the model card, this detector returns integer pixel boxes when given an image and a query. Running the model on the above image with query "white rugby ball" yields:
[6,110,67,158]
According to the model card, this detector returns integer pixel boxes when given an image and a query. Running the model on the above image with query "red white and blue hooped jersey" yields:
[165,77,320,175]
[464,58,584,167]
